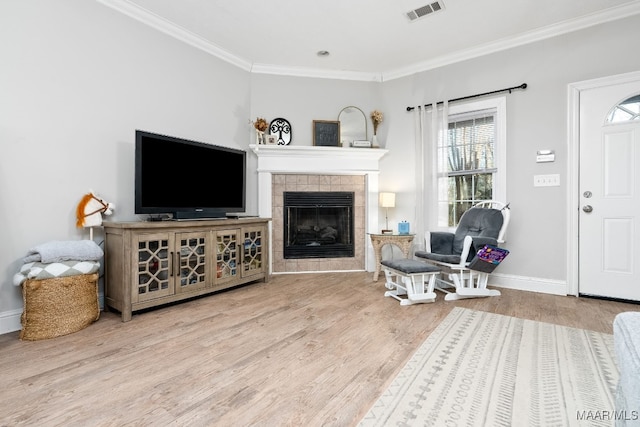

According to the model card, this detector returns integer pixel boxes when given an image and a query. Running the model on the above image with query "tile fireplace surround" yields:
[250,145,388,274]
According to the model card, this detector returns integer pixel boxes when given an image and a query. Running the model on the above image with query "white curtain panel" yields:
[413,101,449,248]
[413,107,426,251]
[435,101,449,229]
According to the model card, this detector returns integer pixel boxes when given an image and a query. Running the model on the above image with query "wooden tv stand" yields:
[103,218,270,321]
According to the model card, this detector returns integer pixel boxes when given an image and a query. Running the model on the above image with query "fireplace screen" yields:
[283,191,354,259]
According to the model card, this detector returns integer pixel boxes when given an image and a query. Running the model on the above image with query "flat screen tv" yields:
[135,130,246,220]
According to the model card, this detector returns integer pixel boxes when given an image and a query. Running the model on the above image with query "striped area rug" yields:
[359,307,619,427]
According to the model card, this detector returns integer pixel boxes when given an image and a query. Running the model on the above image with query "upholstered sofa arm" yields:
[614,312,640,425]
[428,231,455,254]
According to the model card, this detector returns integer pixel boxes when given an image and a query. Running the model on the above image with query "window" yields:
[436,97,506,227]
[606,94,640,123]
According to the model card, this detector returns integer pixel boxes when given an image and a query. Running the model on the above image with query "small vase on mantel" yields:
[256,131,265,145]
[371,134,378,148]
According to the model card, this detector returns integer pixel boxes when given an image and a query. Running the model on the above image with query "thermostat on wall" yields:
[536,149,555,163]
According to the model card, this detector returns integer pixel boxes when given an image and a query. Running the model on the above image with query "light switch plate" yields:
[533,174,560,187]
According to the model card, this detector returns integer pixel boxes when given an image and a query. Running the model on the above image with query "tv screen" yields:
[135,130,246,219]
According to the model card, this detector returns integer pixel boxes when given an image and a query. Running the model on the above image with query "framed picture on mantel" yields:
[266,134,278,145]
[313,120,340,147]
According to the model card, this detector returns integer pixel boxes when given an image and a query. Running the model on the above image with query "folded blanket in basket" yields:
[23,240,103,263]
[13,260,101,286]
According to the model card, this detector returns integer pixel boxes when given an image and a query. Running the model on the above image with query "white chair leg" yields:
[445,270,501,300]
[425,273,437,294]
[402,274,436,305]
[383,269,404,294]
[476,272,489,289]
[383,268,437,305]
[383,268,407,302]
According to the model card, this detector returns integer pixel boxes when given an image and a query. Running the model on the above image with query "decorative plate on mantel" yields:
[269,118,292,145]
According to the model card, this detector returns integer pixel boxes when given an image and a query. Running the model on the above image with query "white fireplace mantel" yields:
[250,144,389,273]
[250,144,388,173]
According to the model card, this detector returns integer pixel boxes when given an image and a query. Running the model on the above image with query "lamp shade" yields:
[379,192,396,208]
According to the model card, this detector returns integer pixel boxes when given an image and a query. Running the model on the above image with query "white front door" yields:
[579,79,640,300]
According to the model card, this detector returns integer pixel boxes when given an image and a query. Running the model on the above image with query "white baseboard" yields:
[0,292,105,336]
[490,272,568,296]
[0,309,22,335]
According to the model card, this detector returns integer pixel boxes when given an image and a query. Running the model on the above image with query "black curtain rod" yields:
[406,83,527,112]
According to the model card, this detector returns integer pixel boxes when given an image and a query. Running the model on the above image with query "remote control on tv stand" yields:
[226,214,258,219]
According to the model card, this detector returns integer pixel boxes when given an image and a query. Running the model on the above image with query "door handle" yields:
[582,205,593,213]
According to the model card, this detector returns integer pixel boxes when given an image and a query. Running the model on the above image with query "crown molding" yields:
[250,63,382,82]
[97,0,640,82]
[96,0,252,71]
[382,1,640,81]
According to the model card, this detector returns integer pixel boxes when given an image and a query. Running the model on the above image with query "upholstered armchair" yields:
[415,201,510,300]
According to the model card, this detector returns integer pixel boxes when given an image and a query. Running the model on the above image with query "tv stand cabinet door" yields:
[175,231,209,294]
[241,225,267,279]
[213,228,240,289]
[133,232,174,304]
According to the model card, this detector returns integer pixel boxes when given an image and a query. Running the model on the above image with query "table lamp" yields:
[379,192,396,234]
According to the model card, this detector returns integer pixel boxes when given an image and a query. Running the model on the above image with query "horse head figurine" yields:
[76,191,115,229]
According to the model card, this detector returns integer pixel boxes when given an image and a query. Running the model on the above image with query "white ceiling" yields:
[98,0,640,81]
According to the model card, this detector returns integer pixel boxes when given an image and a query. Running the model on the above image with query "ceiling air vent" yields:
[406,1,444,21]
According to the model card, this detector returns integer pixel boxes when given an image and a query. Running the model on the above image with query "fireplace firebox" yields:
[284,191,354,259]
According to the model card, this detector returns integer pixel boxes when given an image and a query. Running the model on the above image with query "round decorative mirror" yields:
[338,106,367,147]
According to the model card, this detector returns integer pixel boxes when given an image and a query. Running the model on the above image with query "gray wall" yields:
[249,15,640,286]
[380,14,640,283]
[247,73,381,204]
[0,0,251,328]
[1,0,639,332]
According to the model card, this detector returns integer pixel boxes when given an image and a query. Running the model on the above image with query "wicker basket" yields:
[20,273,100,341]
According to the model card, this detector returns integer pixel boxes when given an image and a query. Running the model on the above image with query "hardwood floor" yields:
[0,272,637,426]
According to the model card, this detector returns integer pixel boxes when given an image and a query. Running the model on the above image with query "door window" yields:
[606,94,640,123]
